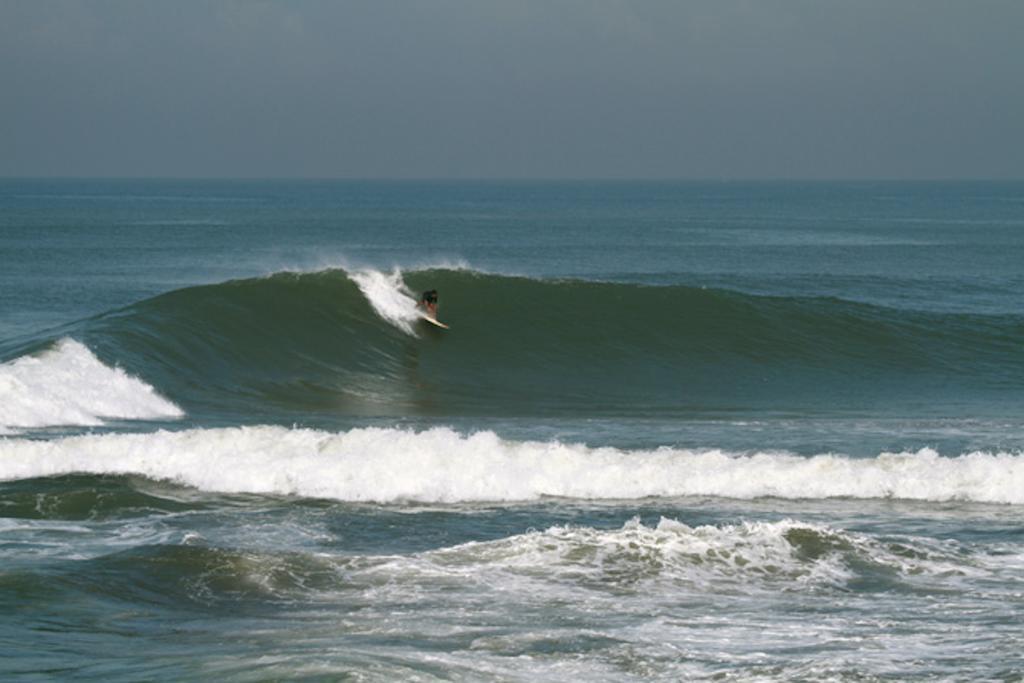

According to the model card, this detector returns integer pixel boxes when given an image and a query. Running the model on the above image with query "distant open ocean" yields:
[2,179,1023,681]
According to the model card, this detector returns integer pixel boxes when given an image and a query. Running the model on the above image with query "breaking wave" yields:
[2,426,1023,504]
[0,267,1016,421]
[0,338,183,432]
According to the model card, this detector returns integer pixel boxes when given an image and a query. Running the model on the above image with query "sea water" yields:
[1,180,1023,680]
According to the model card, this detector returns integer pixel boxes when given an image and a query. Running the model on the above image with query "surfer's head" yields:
[421,290,438,304]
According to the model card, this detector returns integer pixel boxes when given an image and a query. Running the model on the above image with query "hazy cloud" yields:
[1,0,1021,178]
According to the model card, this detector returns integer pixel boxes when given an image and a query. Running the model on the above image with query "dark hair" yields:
[421,290,438,304]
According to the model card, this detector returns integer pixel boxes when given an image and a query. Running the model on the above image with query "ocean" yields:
[1,179,1023,681]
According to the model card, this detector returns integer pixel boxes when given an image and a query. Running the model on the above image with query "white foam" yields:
[349,268,423,335]
[419,515,987,589]
[1,425,1023,504]
[0,338,184,431]
[413,517,854,590]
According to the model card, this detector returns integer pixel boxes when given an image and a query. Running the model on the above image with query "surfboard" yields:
[421,315,450,329]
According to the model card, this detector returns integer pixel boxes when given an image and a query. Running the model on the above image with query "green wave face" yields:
[78,269,1023,421]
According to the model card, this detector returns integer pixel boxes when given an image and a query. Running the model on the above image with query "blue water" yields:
[1,179,1023,681]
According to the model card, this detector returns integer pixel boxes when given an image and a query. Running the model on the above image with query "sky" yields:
[1,0,1022,179]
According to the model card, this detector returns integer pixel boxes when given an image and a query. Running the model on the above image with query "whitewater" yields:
[3,425,1024,505]
[0,338,183,432]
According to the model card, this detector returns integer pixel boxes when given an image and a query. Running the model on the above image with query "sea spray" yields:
[349,268,423,335]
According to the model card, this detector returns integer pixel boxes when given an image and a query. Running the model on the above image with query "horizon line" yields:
[1,175,1022,183]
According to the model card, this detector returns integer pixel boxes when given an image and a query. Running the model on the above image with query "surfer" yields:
[420,289,438,318]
